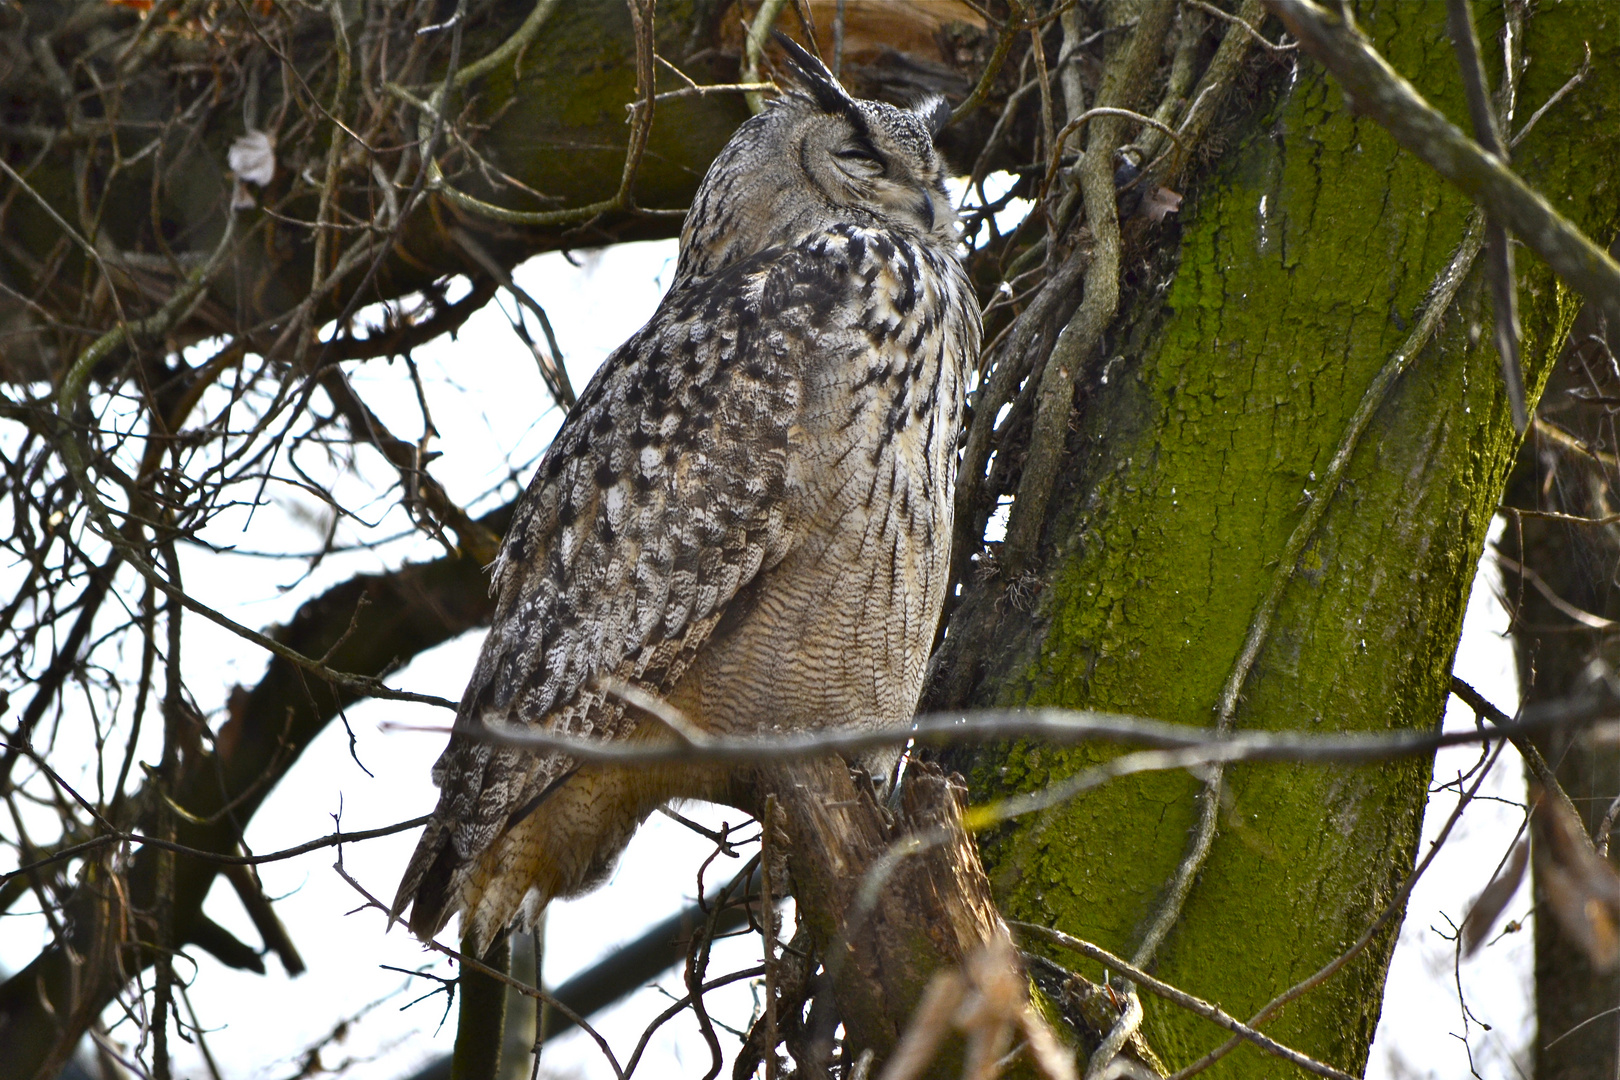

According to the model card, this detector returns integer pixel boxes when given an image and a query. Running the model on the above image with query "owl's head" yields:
[676,34,957,281]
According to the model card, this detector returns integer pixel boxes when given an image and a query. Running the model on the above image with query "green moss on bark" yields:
[948,2,1619,1074]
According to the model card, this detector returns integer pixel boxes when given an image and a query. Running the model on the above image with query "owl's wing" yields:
[394,240,854,937]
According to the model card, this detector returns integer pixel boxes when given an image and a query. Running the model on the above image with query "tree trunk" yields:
[1501,288,1620,1079]
[928,2,1620,1075]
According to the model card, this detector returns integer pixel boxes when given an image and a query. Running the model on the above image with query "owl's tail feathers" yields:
[392,818,540,959]
[390,817,464,942]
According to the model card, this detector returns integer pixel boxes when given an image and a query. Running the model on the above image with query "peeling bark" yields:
[737,761,1008,1063]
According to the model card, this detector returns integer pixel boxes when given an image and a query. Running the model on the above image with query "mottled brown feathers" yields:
[394,52,980,955]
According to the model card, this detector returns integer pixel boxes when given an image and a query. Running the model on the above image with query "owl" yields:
[392,36,981,955]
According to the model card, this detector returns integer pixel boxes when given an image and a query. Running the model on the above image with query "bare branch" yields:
[1015,922,1356,1080]
[384,699,1582,771]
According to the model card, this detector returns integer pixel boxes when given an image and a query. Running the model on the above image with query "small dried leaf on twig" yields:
[1461,837,1528,956]
[1140,186,1183,223]
[1531,783,1620,972]
[228,130,276,187]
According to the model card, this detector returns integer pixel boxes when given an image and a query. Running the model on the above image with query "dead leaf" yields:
[1462,838,1528,956]
[1140,186,1183,223]
[1531,783,1620,971]
[879,936,1079,1080]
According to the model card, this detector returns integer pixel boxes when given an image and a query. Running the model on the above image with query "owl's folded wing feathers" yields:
[391,236,873,937]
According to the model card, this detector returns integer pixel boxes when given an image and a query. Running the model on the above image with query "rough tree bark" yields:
[929,2,1620,1075]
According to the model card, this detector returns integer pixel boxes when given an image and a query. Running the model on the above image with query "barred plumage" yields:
[394,37,981,954]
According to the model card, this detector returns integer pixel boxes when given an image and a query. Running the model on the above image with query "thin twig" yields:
[1179,0,1294,52]
[951,0,1026,125]
[742,0,792,114]
[1509,42,1591,150]
[1083,984,1142,1080]
[1037,106,1186,205]
[1499,505,1620,527]
[1496,551,1618,629]
[761,794,780,1080]
[1013,923,1357,1080]
[0,814,431,887]
[382,699,1584,773]
[346,861,627,1079]
[1448,676,1589,830]
[395,0,655,227]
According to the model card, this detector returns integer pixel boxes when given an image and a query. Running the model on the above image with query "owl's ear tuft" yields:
[917,96,951,141]
[771,30,850,115]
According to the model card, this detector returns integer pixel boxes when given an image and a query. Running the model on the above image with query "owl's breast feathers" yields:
[393,223,978,942]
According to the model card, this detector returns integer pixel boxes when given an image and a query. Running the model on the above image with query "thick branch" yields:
[735,761,1006,1068]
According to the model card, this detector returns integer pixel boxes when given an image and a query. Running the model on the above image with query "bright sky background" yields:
[2,197,1535,1079]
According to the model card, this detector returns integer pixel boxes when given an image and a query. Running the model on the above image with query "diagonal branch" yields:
[1446,0,1526,432]
[1015,923,1356,1080]
[1266,0,1620,328]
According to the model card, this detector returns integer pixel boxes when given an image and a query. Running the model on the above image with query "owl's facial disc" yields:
[807,103,952,237]
[772,32,955,240]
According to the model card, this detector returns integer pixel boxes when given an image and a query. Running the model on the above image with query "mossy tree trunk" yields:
[929,2,1620,1075]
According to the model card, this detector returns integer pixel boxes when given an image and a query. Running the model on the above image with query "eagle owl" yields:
[393,37,981,954]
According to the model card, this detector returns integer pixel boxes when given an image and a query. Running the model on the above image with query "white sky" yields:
[1368,539,1531,1080]
[1,211,1536,1077]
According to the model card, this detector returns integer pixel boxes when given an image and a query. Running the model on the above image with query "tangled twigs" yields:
[951,244,1089,590]
[1036,107,1185,206]
[1002,0,1173,575]
[330,857,626,1078]
[450,229,576,409]
[46,207,463,710]
[1148,0,1265,189]
[316,363,501,562]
